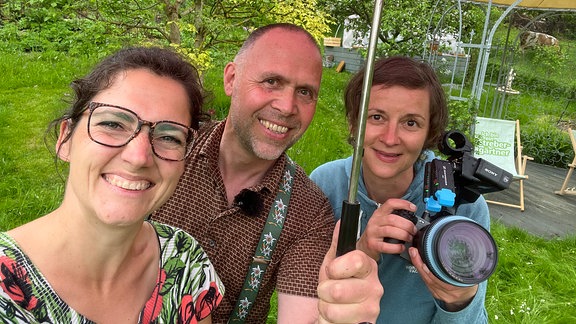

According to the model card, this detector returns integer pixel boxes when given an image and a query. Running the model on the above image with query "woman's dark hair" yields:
[47,46,210,155]
[344,56,448,150]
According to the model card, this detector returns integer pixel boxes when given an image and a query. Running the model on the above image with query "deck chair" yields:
[555,128,576,196]
[473,117,534,211]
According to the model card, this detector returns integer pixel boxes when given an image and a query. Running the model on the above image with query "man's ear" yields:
[223,62,236,96]
[56,120,72,162]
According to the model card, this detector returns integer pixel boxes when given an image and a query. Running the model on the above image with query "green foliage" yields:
[202,62,231,120]
[447,99,478,137]
[507,68,568,97]
[0,0,128,55]
[522,122,574,167]
[169,43,213,74]
[0,0,333,74]
[525,46,567,73]
[321,0,433,57]
[511,39,576,97]
[320,0,487,58]
[265,0,333,42]
[513,10,576,40]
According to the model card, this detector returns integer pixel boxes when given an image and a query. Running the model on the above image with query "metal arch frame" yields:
[471,0,525,106]
[460,0,573,112]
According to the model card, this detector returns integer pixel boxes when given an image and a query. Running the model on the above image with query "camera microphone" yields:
[233,189,263,217]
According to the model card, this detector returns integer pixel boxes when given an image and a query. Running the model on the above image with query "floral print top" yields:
[0,220,224,323]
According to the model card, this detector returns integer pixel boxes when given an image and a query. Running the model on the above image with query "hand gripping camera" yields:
[385,131,510,287]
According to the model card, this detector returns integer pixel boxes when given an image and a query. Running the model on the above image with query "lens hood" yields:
[415,216,498,287]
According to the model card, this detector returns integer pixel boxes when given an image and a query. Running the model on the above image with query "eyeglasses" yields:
[86,102,194,161]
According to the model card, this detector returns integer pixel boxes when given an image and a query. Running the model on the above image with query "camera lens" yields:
[416,216,498,287]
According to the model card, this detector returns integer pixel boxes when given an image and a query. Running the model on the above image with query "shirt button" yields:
[208,239,216,248]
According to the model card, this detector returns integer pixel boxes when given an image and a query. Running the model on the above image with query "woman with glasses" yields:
[0,47,223,323]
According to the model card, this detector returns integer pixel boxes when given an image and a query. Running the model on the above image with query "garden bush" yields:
[522,122,575,167]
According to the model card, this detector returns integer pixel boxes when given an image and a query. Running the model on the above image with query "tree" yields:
[1,0,332,72]
[320,0,485,58]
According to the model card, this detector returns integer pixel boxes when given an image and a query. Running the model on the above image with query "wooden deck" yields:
[483,161,576,239]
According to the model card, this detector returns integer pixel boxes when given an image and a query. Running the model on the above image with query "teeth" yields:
[104,174,151,191]
[260,120,288,134]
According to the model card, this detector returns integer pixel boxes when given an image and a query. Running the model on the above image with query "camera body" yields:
[384,131,507,287]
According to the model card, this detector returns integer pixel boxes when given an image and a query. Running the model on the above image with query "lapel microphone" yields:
[233,189,263,217]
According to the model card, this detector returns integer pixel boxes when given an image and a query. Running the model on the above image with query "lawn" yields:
[1,50,575,323]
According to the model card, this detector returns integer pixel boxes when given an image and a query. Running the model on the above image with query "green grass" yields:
[0,89,66,228]
[2,50,576,323]
[0,51,93,229]
[487,221,576,323]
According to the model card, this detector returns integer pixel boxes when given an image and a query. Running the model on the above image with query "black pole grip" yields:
[336,200,361,256]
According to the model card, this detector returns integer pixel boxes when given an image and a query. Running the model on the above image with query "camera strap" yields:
[228,157,296,323]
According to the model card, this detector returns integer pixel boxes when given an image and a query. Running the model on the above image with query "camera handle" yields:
[383,209,420,244]
[423,159,457,214]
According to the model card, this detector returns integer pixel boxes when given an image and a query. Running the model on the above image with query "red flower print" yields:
[178,294,196,324]
[141,269,167,323]
[194,282,222,320]
[0,256,39,310]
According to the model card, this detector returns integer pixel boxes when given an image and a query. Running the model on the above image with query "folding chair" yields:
[473,117,534,211]
[555,128,576,196]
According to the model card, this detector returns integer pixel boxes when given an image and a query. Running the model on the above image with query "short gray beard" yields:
[229,110,290,161]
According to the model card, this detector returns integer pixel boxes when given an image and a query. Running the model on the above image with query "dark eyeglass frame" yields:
[85,102,195,162]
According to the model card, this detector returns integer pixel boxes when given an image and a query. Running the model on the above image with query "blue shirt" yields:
[310,150,489,324]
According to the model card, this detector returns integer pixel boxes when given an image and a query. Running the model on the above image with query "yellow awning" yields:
[464,0,576,10]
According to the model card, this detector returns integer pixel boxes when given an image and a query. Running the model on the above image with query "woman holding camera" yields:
[310,56,490,323]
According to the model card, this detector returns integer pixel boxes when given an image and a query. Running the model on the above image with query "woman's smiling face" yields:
[57,68,191,226]
[361,85,430,184]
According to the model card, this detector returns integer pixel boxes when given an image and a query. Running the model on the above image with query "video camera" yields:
[385,130,510,287]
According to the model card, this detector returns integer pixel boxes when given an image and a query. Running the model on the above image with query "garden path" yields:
[485,161,576,239]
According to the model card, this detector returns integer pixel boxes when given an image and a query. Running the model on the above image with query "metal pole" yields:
[337,0,385,256]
